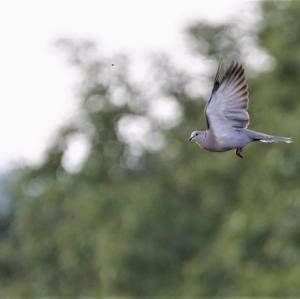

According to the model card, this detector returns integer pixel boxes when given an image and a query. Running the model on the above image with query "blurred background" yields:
[1,0,300,296]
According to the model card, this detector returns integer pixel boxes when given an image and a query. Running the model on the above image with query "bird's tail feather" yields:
[245,129,292,144]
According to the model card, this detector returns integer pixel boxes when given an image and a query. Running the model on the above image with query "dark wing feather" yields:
[204,61,226,128]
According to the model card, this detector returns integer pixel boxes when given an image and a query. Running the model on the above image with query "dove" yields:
[189,61,292,158]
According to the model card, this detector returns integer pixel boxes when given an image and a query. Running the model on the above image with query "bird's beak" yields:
[189,137,193,142]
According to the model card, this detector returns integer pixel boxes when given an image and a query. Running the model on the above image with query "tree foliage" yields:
[1,1,300,296]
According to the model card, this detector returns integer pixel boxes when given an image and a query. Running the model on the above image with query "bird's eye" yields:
[196,133,198,136]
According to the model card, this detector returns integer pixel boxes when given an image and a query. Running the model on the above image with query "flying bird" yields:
[189,61,292,158]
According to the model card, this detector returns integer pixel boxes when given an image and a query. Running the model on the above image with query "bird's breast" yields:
[204,131,235,152]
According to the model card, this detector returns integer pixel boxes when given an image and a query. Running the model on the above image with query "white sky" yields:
[0,0,256,171]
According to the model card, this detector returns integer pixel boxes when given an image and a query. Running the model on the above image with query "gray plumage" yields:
[189,61,292,158]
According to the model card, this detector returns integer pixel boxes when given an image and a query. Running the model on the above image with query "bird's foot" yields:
[235,148,244,158]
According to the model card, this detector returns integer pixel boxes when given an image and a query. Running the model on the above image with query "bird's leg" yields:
[235,148,244,158]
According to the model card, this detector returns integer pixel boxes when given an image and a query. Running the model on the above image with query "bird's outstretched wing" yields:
[205,62,249,130]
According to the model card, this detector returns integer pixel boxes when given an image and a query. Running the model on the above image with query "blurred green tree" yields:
[1,1,300,297]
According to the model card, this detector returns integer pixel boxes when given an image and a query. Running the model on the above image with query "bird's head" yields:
[189,130,206,145]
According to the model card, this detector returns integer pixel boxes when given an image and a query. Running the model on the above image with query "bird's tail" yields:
[245,129,292,144]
